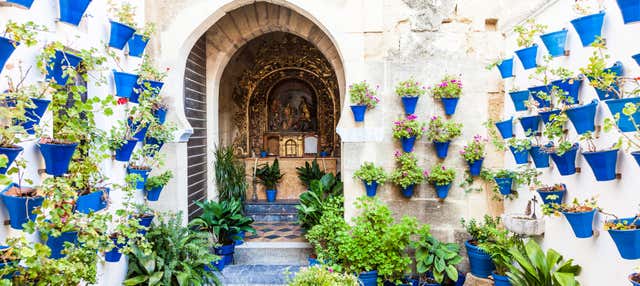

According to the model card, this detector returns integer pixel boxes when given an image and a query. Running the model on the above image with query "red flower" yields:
[117,97,128,105]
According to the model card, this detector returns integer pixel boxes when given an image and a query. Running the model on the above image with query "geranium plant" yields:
[3,20,46,47]
[430,75,463,99]
[460,135,487,162]
[572,0,603,15]
[543,197,599,216]
[395,77,426,97]
[349,81,380,108]
[424,116,462,143]
[392,114,426,140]
[425,163,456,186]
[541,113,575,155]
[136,55,168,82]
[513,18,547,48]
[108,0,136,27]
[507,137,532,152]
[390,152,424,188]
[353,162,387,185]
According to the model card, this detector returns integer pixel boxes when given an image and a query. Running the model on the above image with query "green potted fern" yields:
[256,159,284,202]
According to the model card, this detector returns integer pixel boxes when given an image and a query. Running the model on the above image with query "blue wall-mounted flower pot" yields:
[104,237,125,262]
[109,21,136,50]
[494,177,513,195]
[434,183,451,199]
[582,149,618,181]
[350,105,366,122]
[47,231,78,259]
[465,241,495,278]
[146,185,164,201]
[608,218,640,259]
[114,139,137,162]
[562,210,596,238]
[495,118,513,139]
[592,61,623,100]
[215,244,236,266]
[467,158,484,176]
[633,54,640,66]
[441,97,459,115]
[509,90,530,111]
[401,96,419,115]
[358,270,378,286]
[7,0,35,8]
[128,34,149,57]
[0,37,18,75]
[565,100,598,135]
[21,98,50,135]
[616,0,640,24]
[113,70,139,98]
[266,189,277,202]
[540,29,568,57]
[0,183,44,230]
[528,85,551,108]
[0,146,23,174]
[539,109,561,125]
[515,44,538,70]
[46,50,83,85]
[363,180,378,197]
[509,146,529,164]
[153,107,167,124]
[144,80,164,96]
[145,136,164,154]
[128,119,149,141]
[59,0,92,26]
[497,58,514,79]
[433,141,451,159]
[492,272,512,286]
[605,97,640,132]
[39,142,78,176]
[537,188,565,205]
[529,146,550,168]
[401,185,414,198]
[550,144,579,176]
[551,78,582,105]
[137,214,154,235]
[127,167,150,189]
[570,11,605,47]
[76,188,109,214]
[519,115,541,134]
[401,136,416,153]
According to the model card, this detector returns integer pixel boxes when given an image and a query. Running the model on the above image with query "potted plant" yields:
[542,113,580,176]
[287,266,359,285]
[461,135,487,176]
[144,120,176,156]
[540,28,568,57]
[460,215,500,278]
[528,136,550,169]
[0,159,43,230]
[127,144,161,189]
[580,39,624,101]
[144,171,172,201]
[39,44,84,85]
[570,0,605,47]
[390,152,424,198]
[255,158,284,202]
[297,174,343,231]
[128,23,155,57]
[494,117,513,139]
[579,131,619,181]
[392,114,425,153]
[425,163,456,200]
[506,240,581,285]
[12,82,52,135]
[430,75,463,115]
[58,0,93,26]
[353,162,387,197]
[507,138,531,165]
[348,81,379,122]
[565,99,598,135]
[513,19,546,70]
[414,231,462,285]
[604,215,640,260]
[492,169,517,196]
[518,114,541,134]
[425,116,462,159]
[107,1,137,50]
[544,197,599,238]
[508,88,530,111]
[617,0,640,24]
[296,159,326,189]
[486,57,514,79]
[604,78,640,133]
[68,158,111,214]
[0,20,44,73]
[478,225,523,286]
[395,77,426,115]
[536,183,566,205]
[133,55,168,102]
[109,119,140,162]
[112,66,139,99]
[148,95,170,124]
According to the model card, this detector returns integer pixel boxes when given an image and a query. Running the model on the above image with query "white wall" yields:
[502,0,640,284]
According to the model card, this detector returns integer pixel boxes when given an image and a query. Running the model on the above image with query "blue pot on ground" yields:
[215,244,235,266]
[565,100,598,135]
[137,215,154,235]
[127,166,150,189]
[153,107,167,124]
[228,232,245,246]
[128,34,149,57]
[401,136,416,152]
[550,144,579,176]
[0,183,44,230]
[509,90,529,111]
[551,78,582,105]
[401,96,419,115]
[529,146,550,168]
[434,183,451,199]
[539,109,561,125]
[593,61,623,101]
[570,12,605,47]
[39,142,78,176]
[433,141,451,158]
[0,37,18,75]
[76,188,109,214]
[519,115,541,134]
[608,218,640,260]
[540,29,568,57]
[495,118,513,139]
[7,0,35,8]
[21,98,51,135]
[363,180,379,197]
[515,44,538,70]
[0,146,23,174]
[441,97,459,115]
[492,272,512,286]
[113,71,139,98]
[350,105,367,122]
[146,185,164,201]
[582,149,619,181]
[358,270,378,286]
[109,21,136,49]
[260,151,267,158]
[465,240,495,278]
[537,188,566,205]
[562,209,596,238]
[47,231,78,259]
[114,139,137,162]
[266,189,277,202]
[104,236,125,262]
[510,146,529,164]
[617,0,640,24]
[497,58,514,79]
[308,257,320,266]
[58,0,92,26]
[633,54,640,66]
[468,158,484,176]
[605,97,640,132]
[46,50,83,85]
[528,85,551,108]
[401,185,415,198]
[494,177,513,195]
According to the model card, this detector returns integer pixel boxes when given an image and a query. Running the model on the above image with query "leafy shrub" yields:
[297,174,343,229]
[296,159,326,188]
[395,77,426,97]
[506,240,581,286]
[214,146,247,201]
[287,266,359,286]
[189,199,255,245]
[353,162,387,185]
[425,163,456,186]
[306,196,348,263]
[424,116,462,143]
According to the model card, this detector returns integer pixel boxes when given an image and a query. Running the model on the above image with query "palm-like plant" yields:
[255,159,284,189]
[296,173,342,229]
[506,240,582,286]
[214,146,247,201]
[296,159,325,188]
[189,199,255,245]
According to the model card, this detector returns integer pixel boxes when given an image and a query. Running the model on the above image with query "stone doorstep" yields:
[233,242,312,266]
[216,264,300,286]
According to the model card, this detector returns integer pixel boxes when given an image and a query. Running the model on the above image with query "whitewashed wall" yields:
[502,0,640,285]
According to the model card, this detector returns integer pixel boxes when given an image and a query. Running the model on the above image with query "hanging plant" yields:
[348,81,379,122]
[395,77,426,115]
[536,183,566,205]
[425,163,456,199]
[604,215,640,260]
[133,55,168,102]
[0,159,43,230]
[144,170,173,201]
[513,19,547,69]
[353,162,387,197]
[570,0,605,47]
[107,0,137,50]
[392,114,425,153]
[424,116,462,159]
[507,137,532,165]
[578,131,620,181]
[58,0,93,26]
[127,144,164,190]
[486,57,514,79]
[540,28,568,57]
[390,151,424,198]
[0,21,46,74]
[460,135,487,176]
[430,74,463,115]
[542,113,580,176]
[544,197,599,238]
[128,23,156,58]
[579,38,624,101]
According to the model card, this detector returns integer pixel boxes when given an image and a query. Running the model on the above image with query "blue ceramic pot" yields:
[529,146,550,168]
[76,188,109,214]
[308,257,320,266]
[582,149,619,181]
[633,54,640,66]
[539,109,561,125]
[468,158,484,176]
[565,100,598,135]
[146,185,164,201]
[109,21,136,49]
[465,240,495,278]
[137,214,154,235]
[260,151,267,158]
[114,139,137,162]
[128,119,149,141]
[434,183,451,199]
[144,137,164,155]
[128,34,149,57]
[0,37,17,75]
[509,90,529,111]
[617,0,640,24]
[351,105,367,122]
[608,218,640,259]
[605,97,640,132]
[630,274,640,286]
[551,78,582,105]
[401,185,415,198]
[359,270,378,286]
[402,96,419,115]
[47,231,78,259]
[58,0,92,26]
[537,188,566,205]
[0,146,23,174]
[495,118,513,139]
[509,146,529,165]
[441,97,459,115]
[528,84,551,108]
[104,236,125,262]
[401,136,416,153]
[7,0,35,8]
[0,183,44,230]
[570,12,605,47]
[494,177,513,195]
[46,50,83,85]
[540,29,568,57]
[519,115,541,134]
[550,144,579,176]
[515,44,538,69]
[592,61,623,101]
[492,272,512,286]
[144,80,164,96]
[363,180,379,197]
[21,98,50,135]
[497,58,514,79]
[215,244,235,266]
[154,107,167,124]
[433,141,451,159]
[127,166,150,189]
[228,232,245,245]
[266,189,277,202]
[562,209,596,238]
[39,142,78,176]
[320,151,328,157]
[113,70,139,98]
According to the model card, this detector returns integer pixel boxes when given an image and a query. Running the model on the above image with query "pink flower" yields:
[441,165,446,170]
[423,170,430,177]
[431,116,438,120]
[329,268,334,273]
[402,171,408,177]
[394,150,401,157]
[407,114,418,120]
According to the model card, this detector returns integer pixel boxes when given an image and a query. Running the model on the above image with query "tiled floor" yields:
[246,221,306,242]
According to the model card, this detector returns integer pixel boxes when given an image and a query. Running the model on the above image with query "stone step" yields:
[233,242,311,266]
[245,200,300,222]
[216,265,300,286]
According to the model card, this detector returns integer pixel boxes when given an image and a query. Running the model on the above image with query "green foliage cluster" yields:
[214,146,248,201]
[392,114,426,139]
[513,19,547,48]
[430,75,463,99]
[305,196,347,263]
[255,158,284,189]
[297,174,343,230]
[395,77,426,97]
[189,199,256,245]
[507,137,532,152]
[390,152,424,188]
[414,230,462,284]
[353,162,387,185]
[507,240,581,286]
[144,170,173,190]
[477,226,523,275]
[426,163,456,186]
[460,135,487,162]
[349,81,380,108]
[296,159,326,188]
[424,116,463,143]
[287,266,359,286]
